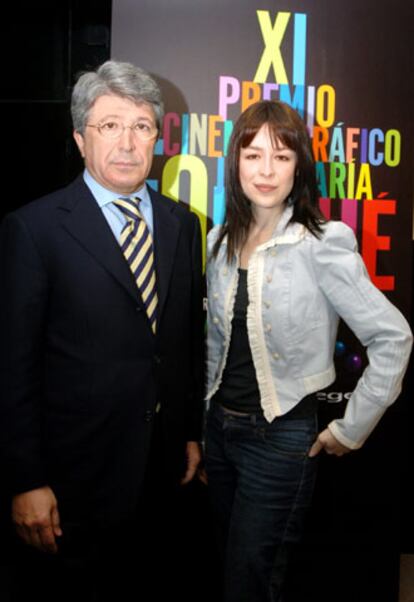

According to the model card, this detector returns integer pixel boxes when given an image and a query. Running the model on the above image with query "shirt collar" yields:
[83,169,151,209]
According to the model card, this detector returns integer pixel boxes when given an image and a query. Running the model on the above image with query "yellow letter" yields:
[316,85,335,128]
[162,155,208,268]
[254,11,290,84]
[355,164,373,200]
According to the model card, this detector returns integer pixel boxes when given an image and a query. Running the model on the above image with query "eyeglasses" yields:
[86,119,158,141]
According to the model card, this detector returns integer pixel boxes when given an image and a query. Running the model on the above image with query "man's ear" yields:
[73,130,85,158]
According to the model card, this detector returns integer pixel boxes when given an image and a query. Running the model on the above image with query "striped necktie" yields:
[114,197,158,333]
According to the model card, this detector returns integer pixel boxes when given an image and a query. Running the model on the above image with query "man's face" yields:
[73,94,157,195]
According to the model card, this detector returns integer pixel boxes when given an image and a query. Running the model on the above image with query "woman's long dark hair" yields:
[213,100,325,262]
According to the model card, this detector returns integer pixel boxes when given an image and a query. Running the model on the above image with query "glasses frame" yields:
[85,120,158,141]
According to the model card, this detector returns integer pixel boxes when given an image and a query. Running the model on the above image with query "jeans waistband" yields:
[214,392,319,422]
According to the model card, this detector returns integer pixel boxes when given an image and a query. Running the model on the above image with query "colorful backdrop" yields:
[112,0,412,412]
[111,1,413,598]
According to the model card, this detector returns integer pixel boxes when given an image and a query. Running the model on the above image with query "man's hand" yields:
[12,486,62,554]
[181,441,202,485]
[308,428,351,458]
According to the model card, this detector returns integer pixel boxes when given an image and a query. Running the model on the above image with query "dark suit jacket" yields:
[0,175,203,524]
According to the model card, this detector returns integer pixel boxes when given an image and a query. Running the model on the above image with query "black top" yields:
[213,268,319,418]
[213,268,261,412]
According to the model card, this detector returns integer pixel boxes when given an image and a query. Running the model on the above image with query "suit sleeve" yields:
[184,213,204,441]
[311,221,413,449]
[0,212,49,494]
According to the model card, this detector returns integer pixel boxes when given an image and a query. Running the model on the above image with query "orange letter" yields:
[312,127,329,162]
[208,115,223,158]
[241,81,261,112]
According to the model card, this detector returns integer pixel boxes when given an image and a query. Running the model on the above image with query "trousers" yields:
[205,402,318,602]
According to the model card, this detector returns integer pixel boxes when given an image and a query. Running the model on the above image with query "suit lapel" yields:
[150,187,181,323]
[58,177,145,308]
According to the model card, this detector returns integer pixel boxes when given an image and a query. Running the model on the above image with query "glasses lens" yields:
[133,122,157,140]
[99,120,122,138]
[97,120,157,140]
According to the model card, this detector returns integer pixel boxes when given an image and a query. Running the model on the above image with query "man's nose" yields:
[118,125,136,150]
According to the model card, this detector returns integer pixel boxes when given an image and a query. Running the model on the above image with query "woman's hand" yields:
[308,428,351,457]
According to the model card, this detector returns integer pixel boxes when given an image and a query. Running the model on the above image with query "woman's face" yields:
[239,124,297,217]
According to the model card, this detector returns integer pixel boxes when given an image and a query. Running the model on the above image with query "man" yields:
[0,60,203,600]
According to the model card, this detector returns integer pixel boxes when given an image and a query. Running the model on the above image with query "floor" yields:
[400,555,414,602]
[1,554,413,600]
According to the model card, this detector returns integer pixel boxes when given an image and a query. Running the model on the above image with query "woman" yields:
[204,100,412,602]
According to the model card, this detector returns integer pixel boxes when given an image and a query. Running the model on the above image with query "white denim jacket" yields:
[205,206,412,449]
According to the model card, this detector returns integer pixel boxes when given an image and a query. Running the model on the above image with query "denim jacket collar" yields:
[219,206,307,256]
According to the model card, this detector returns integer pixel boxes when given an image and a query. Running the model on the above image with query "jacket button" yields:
[272,352,280,360]
[213,292,219,299]
[135,306,142,312]
[213,317,219,324]
[144,410,153,422]
[265,324,272,332]
[154,355,161,365]
[266,275,272,283]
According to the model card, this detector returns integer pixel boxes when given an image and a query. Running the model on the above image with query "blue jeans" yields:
[205,402,318,602]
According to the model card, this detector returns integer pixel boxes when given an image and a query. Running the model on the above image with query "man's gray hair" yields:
[71,60,164,134]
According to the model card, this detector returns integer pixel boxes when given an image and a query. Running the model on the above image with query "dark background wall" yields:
[0,0,111,595]
[0,0,112,219]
